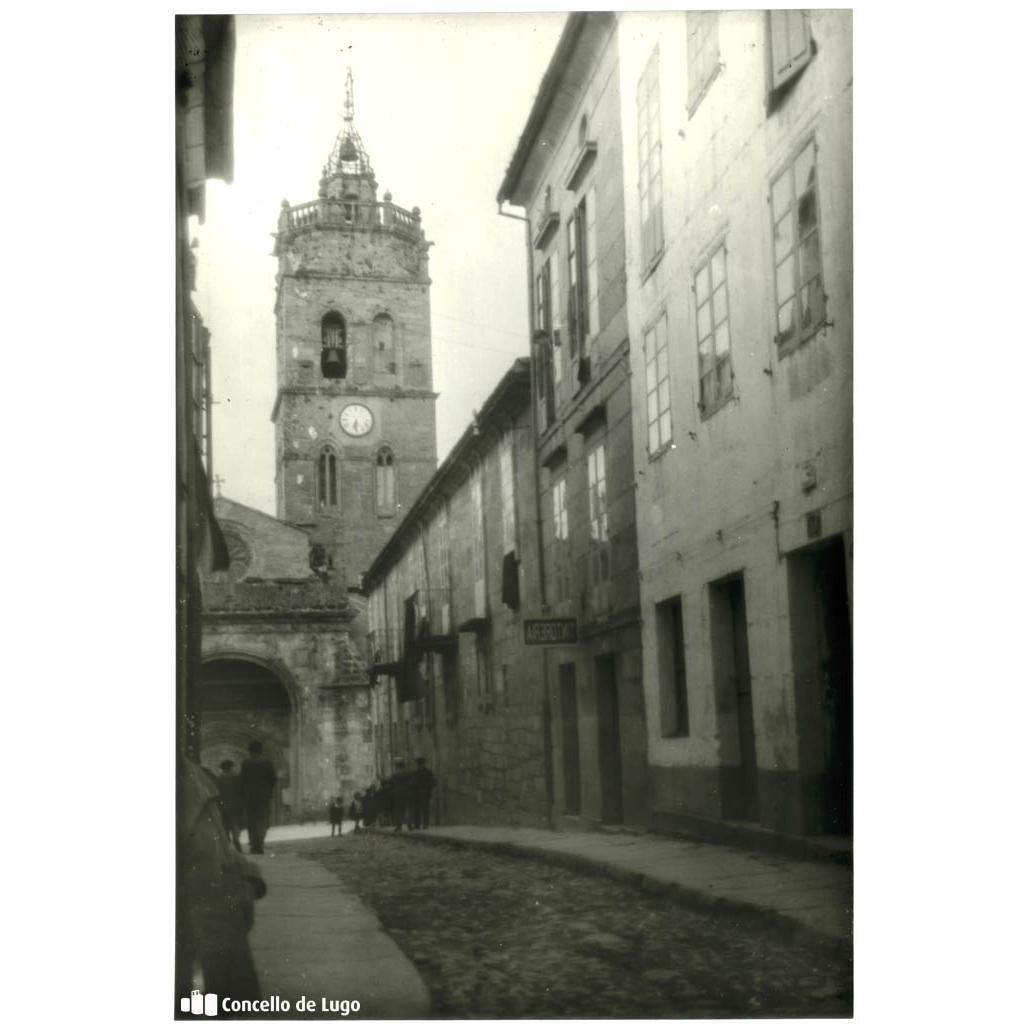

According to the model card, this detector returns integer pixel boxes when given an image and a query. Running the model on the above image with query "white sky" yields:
[192,12,567,514]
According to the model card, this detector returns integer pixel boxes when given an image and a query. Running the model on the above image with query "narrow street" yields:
[288,832,852,1019]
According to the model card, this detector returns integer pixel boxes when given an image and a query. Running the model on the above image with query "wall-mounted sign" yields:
[524,618,579,646]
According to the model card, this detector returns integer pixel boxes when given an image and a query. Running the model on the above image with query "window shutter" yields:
[770,10,811,92]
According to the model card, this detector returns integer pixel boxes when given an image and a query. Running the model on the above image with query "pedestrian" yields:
[328,795,345,837]
[409,756,436,830]
[239,740,277,854]
[349,791,364,833]
[215,759,244,852]
[391,758,410,831]
[178,755,266,1002]
[378,776,394,828]
[362,783,379,828]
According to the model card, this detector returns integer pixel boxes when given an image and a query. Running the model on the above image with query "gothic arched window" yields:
[321,311,347,379]
[376,446,396,516]
[373,313,396,374]
[317,446,339,509]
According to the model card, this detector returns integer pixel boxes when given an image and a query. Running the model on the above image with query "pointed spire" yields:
[344,65,354,123]
[323,65,373,181]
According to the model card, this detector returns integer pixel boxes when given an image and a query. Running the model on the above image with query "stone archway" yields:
[200,656,295,825]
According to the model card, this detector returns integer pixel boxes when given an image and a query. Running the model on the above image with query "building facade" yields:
[498,12,650,831]
[363,361,552,826]
[616,11,853,837]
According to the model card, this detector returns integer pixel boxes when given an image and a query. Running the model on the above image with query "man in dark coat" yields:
[215,759,244,851]
[409,757,436,830]
[390,758,410,831]
[239,740,277,854]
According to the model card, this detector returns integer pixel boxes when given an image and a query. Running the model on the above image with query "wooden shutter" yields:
[770,10,811,91]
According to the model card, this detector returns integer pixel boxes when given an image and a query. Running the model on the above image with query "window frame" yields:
[693,239,735,418]
[499,431,517,556]
[375,445,397,517]
[586,442,610,608]
[550,474,570,605]
[637,45,665,276]
[687,10,721,117]
[317,445,340,510]
[643,310,673,457]
[769,136,826,357]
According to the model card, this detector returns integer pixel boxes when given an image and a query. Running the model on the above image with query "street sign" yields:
[524,618,579,646]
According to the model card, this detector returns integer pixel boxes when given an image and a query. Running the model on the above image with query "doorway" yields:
[788,539,853,834]
[559,663,581,815]
[594,654,624,825]
[710,576,759,821]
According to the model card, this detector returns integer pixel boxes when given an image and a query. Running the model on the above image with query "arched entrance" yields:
[200,656,294,825]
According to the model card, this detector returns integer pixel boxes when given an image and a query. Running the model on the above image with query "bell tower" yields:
[271,68,438,586]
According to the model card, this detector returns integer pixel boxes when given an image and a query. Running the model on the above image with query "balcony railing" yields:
[280,198,423,240]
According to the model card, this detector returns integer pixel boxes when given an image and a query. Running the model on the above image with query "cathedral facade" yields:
[199,72,438,821]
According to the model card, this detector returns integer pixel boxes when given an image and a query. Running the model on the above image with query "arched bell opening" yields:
[321,311,347,379]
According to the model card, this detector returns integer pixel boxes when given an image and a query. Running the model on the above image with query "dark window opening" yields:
[321,311,347,379]
[318,448,338,509]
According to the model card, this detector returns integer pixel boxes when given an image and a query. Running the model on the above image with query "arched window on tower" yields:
[317,446,339,510]
[376,446,396,516]
[343,193,359,225]
[321,311,347,379]
[373,313,396,375]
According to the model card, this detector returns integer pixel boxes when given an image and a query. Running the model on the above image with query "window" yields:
[770,139,825,354]
[499,431,516,555]
[768,10,812,94]
[694,242,733,415]
[687,11,720,114]
[535,259,557,429]
[434,506,451,633]
[551,475,570,604]
[343,193,358,224]
[373,313,396,374]
[320,311,347,379]
[567,189,597,385]
[644,312,672,453]
[637,47,664,272]
[471,465,485,616]
[656,596,690,737]
[587,445,609,605]
[376,446,396,516]
[317,446,339,509]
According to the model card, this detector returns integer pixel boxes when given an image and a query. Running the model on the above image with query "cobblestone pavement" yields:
[298,831,852,1018]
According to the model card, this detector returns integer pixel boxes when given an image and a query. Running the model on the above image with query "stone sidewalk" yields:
[388,825,852,955]
[247,845,430,1019]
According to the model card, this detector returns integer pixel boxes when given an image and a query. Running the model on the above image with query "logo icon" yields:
[180,990,218,1016]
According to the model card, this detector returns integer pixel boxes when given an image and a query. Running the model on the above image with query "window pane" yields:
[656,344,669,381]
[700,373,712,410]
[800,275,826,331]
[695,264,709,305]
[718,359,733,399]
[698,336,715,376]
[715,320,731,355]
[776,254,795,303]
[771,173,792,219]
[646,358,657,393]
[697,301,712,342]
[658,378,670,412]
[777,297,796,344]
[710,247,725,286]
[659,410,671,443]
[649,423,659,453]
[713,283,728,325]
[774,210,794,257]
[798,232,821,284]
[797,188,818,235]
[795,142,816,194]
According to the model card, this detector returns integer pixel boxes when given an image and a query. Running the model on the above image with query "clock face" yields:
[339,403,373,437]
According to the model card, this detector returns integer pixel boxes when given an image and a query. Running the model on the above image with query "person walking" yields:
[391,758,410,831]
[349,791,364,833]
[409,757,436,830]
[239,740,277,854]
[215,759,244,851]
[328,795,345,837]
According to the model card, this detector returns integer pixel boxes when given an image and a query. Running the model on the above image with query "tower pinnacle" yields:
[323,65,373,182]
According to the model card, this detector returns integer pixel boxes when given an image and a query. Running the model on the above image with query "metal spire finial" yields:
[344,66,354,123]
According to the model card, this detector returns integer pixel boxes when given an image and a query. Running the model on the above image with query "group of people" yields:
[213,740,278,854]
[327,756,436,836]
